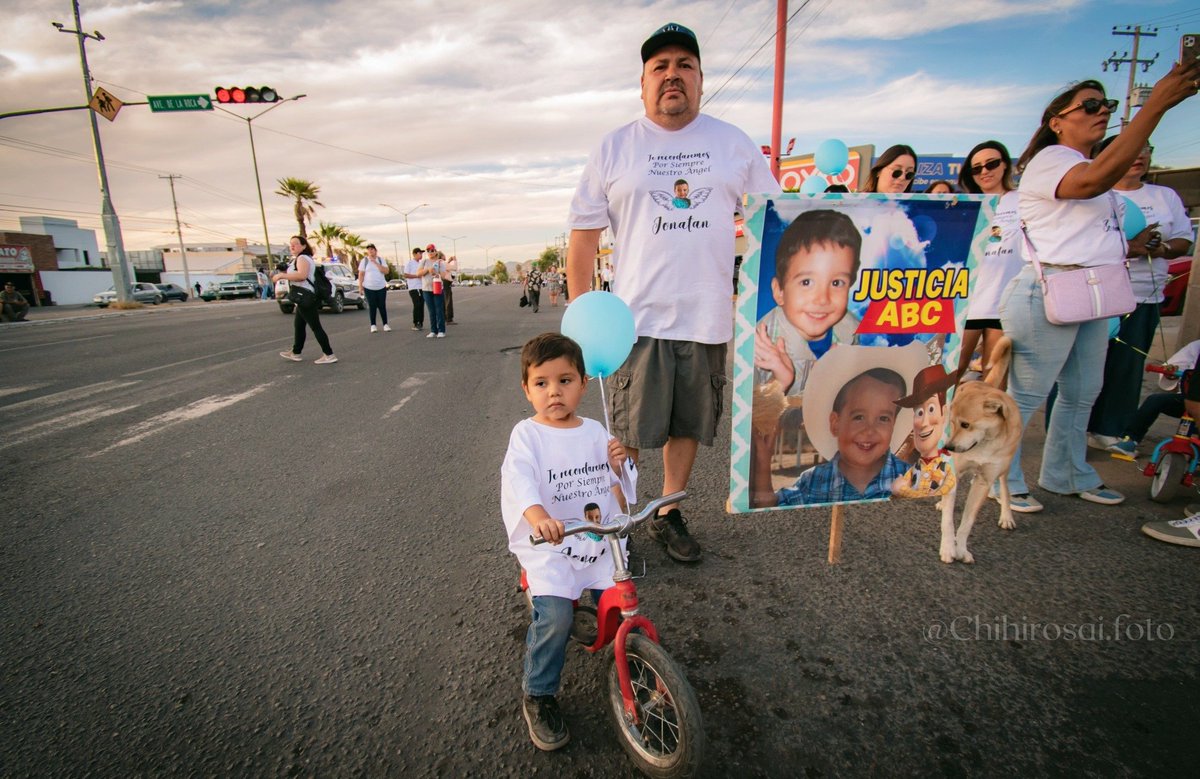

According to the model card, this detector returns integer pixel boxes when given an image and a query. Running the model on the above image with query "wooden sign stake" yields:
[827,503,845,564]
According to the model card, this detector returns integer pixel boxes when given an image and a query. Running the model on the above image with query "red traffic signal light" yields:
[214,86,280,104]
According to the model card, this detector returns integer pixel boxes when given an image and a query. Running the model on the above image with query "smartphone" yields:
[1182,33,1199,64]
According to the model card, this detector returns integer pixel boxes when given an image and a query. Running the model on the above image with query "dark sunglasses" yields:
[888,168,916,180]
[970,158,1005,176]
[1057,97,1119,117]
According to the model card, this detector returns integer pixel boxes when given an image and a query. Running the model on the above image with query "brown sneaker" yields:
[647,508,702,562]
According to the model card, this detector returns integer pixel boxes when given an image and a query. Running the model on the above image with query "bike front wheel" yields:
[1150,451,1187,503]
[607,633,705,778]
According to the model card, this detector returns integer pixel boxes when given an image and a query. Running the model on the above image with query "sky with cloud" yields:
[2,0,1198,271]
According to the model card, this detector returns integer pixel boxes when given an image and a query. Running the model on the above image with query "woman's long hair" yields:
[291,235,314,257]
[1016,80,1105,172]
[864,144,918,193]
[958,140,1015,194]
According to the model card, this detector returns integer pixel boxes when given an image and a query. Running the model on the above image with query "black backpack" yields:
[313,264,333,304]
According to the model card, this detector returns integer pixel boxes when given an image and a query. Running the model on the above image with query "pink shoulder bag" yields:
[1020,195,1135,326]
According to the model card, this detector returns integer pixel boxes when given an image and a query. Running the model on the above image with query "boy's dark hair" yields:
[583,502,601,514]
[776,209,863,280]
[521,332,587,383]
[832,368,906,413]
[674,178,688,188]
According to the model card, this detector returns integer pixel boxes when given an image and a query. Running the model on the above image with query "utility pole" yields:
[55,0,134,302]
[1103,25,1159,128]
[770,0,787,181]
[159,174,192,295]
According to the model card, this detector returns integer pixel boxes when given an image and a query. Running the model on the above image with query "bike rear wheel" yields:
[1150,451,1187,503]
[607,634,704,778]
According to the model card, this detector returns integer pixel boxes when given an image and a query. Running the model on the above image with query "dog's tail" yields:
[984,336,1012,388]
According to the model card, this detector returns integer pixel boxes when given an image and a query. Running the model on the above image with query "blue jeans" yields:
[999,267,1109,495]
[423,291,445,334]
[524,591,603,696]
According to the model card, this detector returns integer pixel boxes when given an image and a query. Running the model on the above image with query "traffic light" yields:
[214,86,279,104]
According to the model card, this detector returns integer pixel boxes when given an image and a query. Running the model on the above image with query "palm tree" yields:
[275,177,323,237]
[310,222,346,261]
[341,233,365,269]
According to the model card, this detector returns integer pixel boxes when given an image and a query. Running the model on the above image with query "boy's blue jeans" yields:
[999,267,1108,495]
[524,591,603,697]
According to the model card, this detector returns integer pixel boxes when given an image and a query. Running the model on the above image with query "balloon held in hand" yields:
[561,291,636,377]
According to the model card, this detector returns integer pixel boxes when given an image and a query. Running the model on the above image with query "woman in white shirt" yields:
[1087,137,1194,452]
[999,63,1198,513]
[357,243,390,333]
[955,140,1020,389]
[272,235,337,364]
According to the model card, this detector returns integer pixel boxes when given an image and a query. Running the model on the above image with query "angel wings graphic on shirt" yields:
[649,187,713,211]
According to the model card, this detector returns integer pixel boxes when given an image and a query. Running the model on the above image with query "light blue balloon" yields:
[800,175,827,195]
[561,291,636,377]
[814,138,850,175]
[1121,195,1147,240]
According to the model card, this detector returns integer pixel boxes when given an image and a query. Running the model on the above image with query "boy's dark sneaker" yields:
[648,508,702,562]
[522,694,569,751]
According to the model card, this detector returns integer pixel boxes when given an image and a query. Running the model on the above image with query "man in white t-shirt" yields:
[565,22,780,562]
[404,247,424,330]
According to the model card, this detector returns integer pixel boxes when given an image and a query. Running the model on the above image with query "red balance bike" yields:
[1130,363,1200,503]
[525,491,705,778]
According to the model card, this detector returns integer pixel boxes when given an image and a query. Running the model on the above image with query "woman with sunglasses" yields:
[954,140,1018,389]
[863,144,917,193]
[1087,136,1194,456]
[997,62,1199,514]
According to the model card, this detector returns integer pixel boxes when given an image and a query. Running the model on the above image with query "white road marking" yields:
[89,382,273,457]
[0,380,141,413]
[0,404,140,452]
[0,334,114,354]
[0,384,49,399]
[386,374,436,418]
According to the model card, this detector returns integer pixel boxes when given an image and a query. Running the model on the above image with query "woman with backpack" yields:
[273,235,338,364]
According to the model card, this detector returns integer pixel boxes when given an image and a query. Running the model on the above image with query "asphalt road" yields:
[1,288,1198,777]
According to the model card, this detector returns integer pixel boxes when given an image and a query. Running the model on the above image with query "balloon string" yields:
[598,371,612,433]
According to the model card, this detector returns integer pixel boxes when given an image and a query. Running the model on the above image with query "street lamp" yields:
[478,244,497,268]
[442,234,465,259]
[216,94,306,270]
[381,203,428,256]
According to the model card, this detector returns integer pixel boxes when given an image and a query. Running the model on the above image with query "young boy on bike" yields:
[500,332,636,751]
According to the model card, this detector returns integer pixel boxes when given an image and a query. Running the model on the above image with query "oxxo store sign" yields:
[0,244,35,272]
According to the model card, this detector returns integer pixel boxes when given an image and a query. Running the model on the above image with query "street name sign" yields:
[148,94,214,112]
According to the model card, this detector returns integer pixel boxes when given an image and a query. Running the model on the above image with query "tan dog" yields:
[938,337,1022,563]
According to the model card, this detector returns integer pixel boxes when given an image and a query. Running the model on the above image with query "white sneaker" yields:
[1141,516,1200,547]
[1087,433,1121,451]
[370,325,378,333]
[427,332,436,338]
[436,332,445,338]
[279,351,302,362]
[382,324,392,332]
[314,354,338,364]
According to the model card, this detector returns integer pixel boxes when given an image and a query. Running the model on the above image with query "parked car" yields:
[275,262,365,315]
[1160,256,1192,317]
[93,282,164,307]
[155,283,189,302]
[217,272,261,300]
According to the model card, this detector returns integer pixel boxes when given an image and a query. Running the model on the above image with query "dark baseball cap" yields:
[641,22,700,64]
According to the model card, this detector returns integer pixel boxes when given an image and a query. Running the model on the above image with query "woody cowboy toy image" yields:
[892,365,960,499]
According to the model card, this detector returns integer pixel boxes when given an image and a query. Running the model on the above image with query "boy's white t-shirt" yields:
[1018,145,1126,267]
[1120,183,1192,304]
[404,259,422,291]
[568,114,781,344]
[501,417,637,600]
[966,190,1024,320]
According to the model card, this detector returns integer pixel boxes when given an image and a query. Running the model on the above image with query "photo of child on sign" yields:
[732,192,993,513]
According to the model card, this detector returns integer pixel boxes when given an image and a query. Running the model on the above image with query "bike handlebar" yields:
[529,491,687,546]
[1146,363,1184,379]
